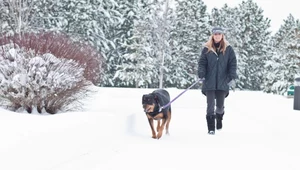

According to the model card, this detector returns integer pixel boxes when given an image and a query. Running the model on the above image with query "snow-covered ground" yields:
[0,86,299,170]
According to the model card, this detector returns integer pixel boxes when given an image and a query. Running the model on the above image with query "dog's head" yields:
[142,93,157,113]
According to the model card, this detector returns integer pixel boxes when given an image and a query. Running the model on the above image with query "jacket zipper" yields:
[215,50,219,89]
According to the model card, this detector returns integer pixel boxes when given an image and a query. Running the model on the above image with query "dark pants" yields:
[206,90,226,116]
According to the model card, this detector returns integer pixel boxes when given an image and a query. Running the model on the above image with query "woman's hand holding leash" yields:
[228,79,236,91]
[199,78,205,84]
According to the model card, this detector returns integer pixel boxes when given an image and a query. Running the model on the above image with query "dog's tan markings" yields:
[165,110,171,135]
[143,103,156,113]
[145,104,155,113]
[156,120,160,132]
[146,113,152,119]
[156,119,167,139]
[147,118,157,139]
[153,113,163,120]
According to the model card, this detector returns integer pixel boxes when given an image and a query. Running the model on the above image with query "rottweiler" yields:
[142,89,171,139]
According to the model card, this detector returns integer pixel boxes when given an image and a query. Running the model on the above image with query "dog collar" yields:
[146,105,161,116]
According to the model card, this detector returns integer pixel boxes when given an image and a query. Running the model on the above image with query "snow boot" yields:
[216,112,224,130]
[206,115,215,135]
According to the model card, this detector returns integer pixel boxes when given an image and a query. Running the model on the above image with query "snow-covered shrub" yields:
[0,32,105,85]
[0,43,92,114]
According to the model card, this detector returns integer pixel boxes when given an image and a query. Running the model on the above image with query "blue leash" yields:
[160,79,203,110]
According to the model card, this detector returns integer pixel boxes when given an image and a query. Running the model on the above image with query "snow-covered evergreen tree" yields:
[114,0,157,87]
[0,0,36,35]
[31,0,122,86]
[171,0,210,88]
[109,0,138,86]
[264,14,300,94]
[152,0,173,88]
[232,0,271,90]
[33,0,121,50]
[115,0,173,88]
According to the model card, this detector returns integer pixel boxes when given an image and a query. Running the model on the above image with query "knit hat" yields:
[212,27,224,34]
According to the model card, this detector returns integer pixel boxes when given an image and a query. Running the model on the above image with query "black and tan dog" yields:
[142,89,171,139]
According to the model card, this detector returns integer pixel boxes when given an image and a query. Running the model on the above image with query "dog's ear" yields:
[142,95,146,104]
[154,95,159,102]
[142,94,153,104]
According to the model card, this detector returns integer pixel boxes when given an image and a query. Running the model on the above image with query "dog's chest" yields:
[147,112,164,120]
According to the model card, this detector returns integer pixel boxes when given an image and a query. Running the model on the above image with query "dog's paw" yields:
[157,132,163,139]
[152,135,157,139]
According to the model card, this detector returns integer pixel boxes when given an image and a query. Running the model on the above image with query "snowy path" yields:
[0,87,299,170]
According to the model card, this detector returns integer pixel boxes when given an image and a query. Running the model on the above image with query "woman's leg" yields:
[215,90,227,130]
[206,90,216,134]
[215,90,226,114]
[206,90,215,116]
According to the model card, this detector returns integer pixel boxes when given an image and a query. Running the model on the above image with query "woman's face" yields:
[213,33,223,43]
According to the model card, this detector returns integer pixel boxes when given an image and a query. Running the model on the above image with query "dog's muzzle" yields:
[144,108,151,113]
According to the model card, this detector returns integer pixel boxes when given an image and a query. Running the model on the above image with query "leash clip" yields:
[158,106,163,112]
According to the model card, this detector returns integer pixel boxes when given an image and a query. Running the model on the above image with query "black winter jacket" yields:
[198,43,237,96]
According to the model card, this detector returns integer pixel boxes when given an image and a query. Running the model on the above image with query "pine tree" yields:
[153,0,173,88]
[38,0,121,44]
[264,14,300,94]
[32,0,123,86]
[111,0,138,87]
[171,0,210,88]
[115,0,174,88]
[0,0,36,35]
[114,0,156,87]
[114,0,137,57]
[234,0,271,90]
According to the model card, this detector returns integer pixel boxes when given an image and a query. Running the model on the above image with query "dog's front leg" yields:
[156,120,161,132]
[165,110,171,135]
[156,118,166,139]
[147,118,157,139]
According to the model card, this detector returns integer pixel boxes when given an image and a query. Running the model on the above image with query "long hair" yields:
[204,34,228,55]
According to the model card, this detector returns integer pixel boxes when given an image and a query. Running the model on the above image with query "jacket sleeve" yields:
[198,48,208,79]
[228,47,238,80]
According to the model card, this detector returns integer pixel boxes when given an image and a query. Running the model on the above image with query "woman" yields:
[198,27,237,135]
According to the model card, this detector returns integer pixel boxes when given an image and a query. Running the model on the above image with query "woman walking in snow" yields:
[198,27,238,135]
